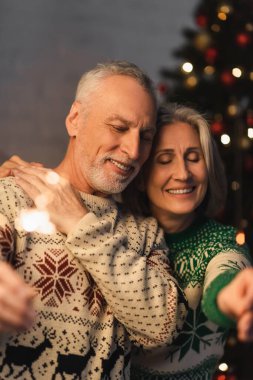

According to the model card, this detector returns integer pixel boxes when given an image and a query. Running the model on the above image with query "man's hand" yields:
[13,166,87,235]
[0,261,36,332]
[217,268,253,341]
[0,155,43,178]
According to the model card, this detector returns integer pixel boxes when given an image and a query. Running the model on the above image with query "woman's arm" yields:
[217,268,253,341]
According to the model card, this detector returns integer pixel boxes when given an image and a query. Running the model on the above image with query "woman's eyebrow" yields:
[185,147,202,152]
[155,148,174,154]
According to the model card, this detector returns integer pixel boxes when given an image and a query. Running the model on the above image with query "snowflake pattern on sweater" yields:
[131,216,251,380]
[0,177,187,380]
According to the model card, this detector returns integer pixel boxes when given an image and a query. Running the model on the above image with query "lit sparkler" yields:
[16,209,56,234]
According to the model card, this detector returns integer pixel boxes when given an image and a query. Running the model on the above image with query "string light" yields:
[182,62,193,73]
[217,12,227,21]
[236,231,246,245]
[246,23,253,32]
[247,110,253,126]
[204,65,215,75]
[227,104,239,116]
[218,362,228,372]
[220,70,235,85]
[232,67,242,78]
[194,32,211,51]
[185,75,198,88]
[231,181,240,191]
[216,375,226,380]
[221,134,230,145]
[219,4,232,14]
[211,24,221,32]
[236,33,250,47]
[249,72,253,80]
[248,128,253,139]
[241,137,251,149]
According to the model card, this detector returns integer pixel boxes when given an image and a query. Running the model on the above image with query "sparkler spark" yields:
[16,209,56,234]
[45,171,60,185]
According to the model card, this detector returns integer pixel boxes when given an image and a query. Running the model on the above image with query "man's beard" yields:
[86,154,140,194]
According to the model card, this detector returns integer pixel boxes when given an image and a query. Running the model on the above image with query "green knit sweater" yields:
[0,177,187,380]
[131,216,251,380]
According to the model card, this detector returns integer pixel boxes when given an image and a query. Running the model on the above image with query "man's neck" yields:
[54,159,109,198]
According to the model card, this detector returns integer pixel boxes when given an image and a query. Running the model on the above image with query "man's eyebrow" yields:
[105,115,131,125]
[105,115,156,133]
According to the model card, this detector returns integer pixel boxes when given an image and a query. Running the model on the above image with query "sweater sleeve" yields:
[65,212,187,348]
[0,180,17,263]
[202,249,252,327]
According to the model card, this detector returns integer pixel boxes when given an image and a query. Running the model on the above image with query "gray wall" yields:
[0,0,198,166]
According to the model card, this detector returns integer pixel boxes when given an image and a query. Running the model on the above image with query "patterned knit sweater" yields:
[131,216,251,380]
[0,177,187,380]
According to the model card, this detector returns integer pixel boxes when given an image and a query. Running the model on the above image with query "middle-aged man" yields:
[0,61,187,379]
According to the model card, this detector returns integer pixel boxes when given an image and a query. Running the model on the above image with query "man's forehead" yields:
[105,113,156,130]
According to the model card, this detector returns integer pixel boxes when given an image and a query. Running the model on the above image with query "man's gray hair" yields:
[75,60,157,106]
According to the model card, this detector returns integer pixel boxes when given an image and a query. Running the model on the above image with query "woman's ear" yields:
[65,101,82,137]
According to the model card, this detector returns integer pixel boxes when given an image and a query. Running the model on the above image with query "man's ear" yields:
[65,101,82,137]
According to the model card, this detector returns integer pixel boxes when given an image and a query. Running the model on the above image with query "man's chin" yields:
[96,180,132,195]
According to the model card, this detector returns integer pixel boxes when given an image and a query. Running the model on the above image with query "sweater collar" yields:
[79,191,117,212]
[165,215,208,244]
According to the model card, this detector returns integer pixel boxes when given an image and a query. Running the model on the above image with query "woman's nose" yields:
[174,160,191,181]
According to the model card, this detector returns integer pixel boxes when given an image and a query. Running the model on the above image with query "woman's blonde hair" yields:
[122,103,227,217]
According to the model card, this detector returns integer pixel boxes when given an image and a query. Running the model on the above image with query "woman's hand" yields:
[13,166,87,235]
[217,268,253,341]
[0,261,36,332]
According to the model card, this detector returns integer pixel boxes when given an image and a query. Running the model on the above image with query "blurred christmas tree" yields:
[159,0,253,250]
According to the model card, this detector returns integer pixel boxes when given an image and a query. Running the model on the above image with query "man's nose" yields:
[121,134,140,161]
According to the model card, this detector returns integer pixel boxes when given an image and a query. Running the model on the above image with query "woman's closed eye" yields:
[186,151,200,162]
[156,153,173,164]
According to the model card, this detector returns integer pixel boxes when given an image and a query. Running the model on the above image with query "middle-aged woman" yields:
[122,103,252,380]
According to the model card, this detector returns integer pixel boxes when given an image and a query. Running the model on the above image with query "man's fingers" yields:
[0,167,11,178]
